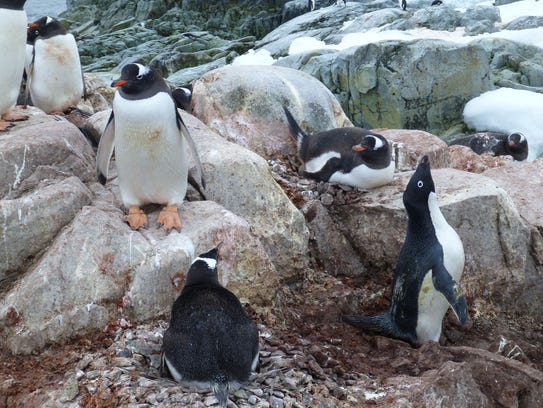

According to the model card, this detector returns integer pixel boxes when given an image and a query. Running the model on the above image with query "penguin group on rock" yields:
[1,1,487,404]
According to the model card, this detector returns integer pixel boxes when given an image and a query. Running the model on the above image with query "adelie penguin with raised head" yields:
[161,243,259,407]
[448,132,528,161]
[25,16,85,114]
[0,0,28,131]
[96,62,205,231]
[343,156,468,345]
[283,106,394,189]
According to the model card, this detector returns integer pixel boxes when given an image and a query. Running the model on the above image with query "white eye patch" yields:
[134,63,150,78]
[46,16,54,25]
[368,135,385,150]
[193,256,217,270]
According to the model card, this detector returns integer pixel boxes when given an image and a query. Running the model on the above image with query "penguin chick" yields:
[96,62,206,231]
[25,16,85,114]
[283,106,394,189]
[343,155,468,345]
[448,132,528,161]
[0,0,28,131]
[161,243,259,407]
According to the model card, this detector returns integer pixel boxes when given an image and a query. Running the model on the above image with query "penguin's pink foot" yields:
[158,205,181,231]
[125,206,148,230]
[0,120,13,132]
[2,111,28,122]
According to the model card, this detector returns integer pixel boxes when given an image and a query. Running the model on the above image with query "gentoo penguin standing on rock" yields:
[283,106,394,189]
[25,16,85,113]
[96,62,205,231]
[161,244,259,407]
[448,132,528,161]
[0,0,28,131]
[171,83,193,112]
[344,156,468,345]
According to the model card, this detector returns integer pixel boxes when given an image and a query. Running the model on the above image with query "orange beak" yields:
[352,145,367,152]
[112,79,128,87]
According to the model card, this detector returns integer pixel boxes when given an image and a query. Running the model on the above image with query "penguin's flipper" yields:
[96,111,116,185]
[283,106,308,153]
[176,110,206,190]
[159,350,172,379]
[304,156,343,182]
[431,262,468,326]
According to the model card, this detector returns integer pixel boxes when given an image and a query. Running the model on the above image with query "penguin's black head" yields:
[112,62,166,97]
[0,0,26,11]
[172,84,193,112]
[352,133,390,153]
[184,243,222,288]
[507,132,528,160]
[27,16,67,44]
[403,155,435,213]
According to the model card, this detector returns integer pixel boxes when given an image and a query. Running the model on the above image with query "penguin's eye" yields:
[417,181,424,188]
[136,74,143,80]
[35,30,39,35]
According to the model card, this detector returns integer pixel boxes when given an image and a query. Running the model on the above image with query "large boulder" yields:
[330,168,531,317]
[277,39,492,134]
[191,65,352,158]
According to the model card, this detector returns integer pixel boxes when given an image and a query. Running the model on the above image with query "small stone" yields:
[269,395,283,408]
[251,388,264,397]
[319,193,334,206]
[59,376,79,402]
[248,395,259,405]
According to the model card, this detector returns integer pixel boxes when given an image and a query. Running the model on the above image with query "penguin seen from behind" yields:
[161,243,259,407]
[344,156,468,345]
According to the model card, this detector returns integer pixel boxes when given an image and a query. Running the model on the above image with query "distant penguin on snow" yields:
[96,62,205,231]
[0,0,28,131]
[448,132,528,161]
[344,156,468,345]
[25,16,85,113]
[283,106,394,189]
[161,244,259,407]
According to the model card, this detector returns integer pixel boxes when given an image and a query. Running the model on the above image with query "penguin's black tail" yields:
[282,106,308,153]
[211,372,229,407]
[342,313,395,336]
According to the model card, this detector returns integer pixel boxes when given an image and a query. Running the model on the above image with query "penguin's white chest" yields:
[0,9,26,113]
[416,193,465,343]
[329,160,395,189]
[113,92,188,207]
[29,34,84,113]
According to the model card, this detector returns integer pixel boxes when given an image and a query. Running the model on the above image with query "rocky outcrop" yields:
[192,65,352,158]
[277,39,492,134]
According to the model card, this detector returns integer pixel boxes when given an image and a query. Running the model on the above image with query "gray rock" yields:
[191,65,352,158]
[0,177,92,287]
[282,39,492,134]
[503,15,543,30]
[410,7,462,32]
[331,168,531,315]
[461,5,500,36]
[184,113,309,279]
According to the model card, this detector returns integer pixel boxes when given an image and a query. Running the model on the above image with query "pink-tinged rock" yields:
[192,65,351,158]
[373,128,450,171]
[449,144,512,173]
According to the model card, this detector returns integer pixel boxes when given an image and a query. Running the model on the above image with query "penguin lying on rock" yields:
[0,0,28,131]
[25,16,85,114]
[96,62,205,231]
[161,243,259,407]
[344,155,468,345]
[448,132,528,161]
[283,106,394,189]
